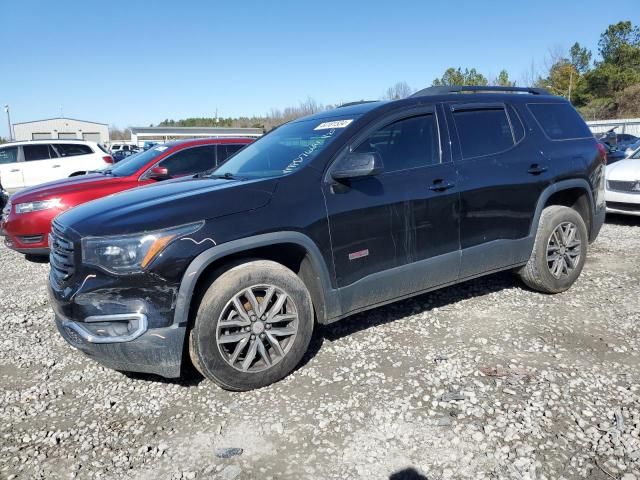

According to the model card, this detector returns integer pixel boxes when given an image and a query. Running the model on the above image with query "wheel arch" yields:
[172,232,338,331]
[531,179,595,240]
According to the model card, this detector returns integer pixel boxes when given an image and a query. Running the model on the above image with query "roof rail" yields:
[338,100,378,108]
[410,85,550,97]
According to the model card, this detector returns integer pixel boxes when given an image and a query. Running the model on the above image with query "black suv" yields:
[48,86,606,391]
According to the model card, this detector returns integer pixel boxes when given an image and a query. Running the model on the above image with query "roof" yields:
[129,126,263,135]
[12,117,108,126]
[0,139,102,146]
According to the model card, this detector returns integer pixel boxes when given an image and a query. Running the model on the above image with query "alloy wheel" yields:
[546,222,582,279]
[216,284,299,373]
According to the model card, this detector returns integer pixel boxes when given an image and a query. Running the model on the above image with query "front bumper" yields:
[1,207,58,253]
[605,189,640,217]
[50,285,186,378]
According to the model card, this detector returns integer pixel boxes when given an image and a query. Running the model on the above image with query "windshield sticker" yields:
[155,146,168,152]
[314,119,353,130]
[283,129,336,174]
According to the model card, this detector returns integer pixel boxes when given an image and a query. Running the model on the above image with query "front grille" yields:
[607,201,640,212]
[607,180,640,193]
[18,234,44,244]
[49,222,76,283]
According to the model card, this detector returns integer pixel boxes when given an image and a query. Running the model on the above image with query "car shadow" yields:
[389,468,429,480]
[122,270,518,388]
[25,254,49,264]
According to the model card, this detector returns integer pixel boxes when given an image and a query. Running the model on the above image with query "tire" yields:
[189,259,314,391]
[516,205,588,294]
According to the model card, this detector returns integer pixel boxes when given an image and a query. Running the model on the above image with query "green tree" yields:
[432,67,488,86]
[598,21,640,64]
[494,70,515,87]
[569,42,592,74]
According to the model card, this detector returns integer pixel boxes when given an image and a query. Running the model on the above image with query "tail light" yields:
[596,143,608,165]
[102,155,114,164]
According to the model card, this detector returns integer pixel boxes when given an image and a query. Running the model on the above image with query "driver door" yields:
[322,106,460,314]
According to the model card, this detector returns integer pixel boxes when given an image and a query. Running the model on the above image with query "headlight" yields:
[81,222,203,274]
[15,198,62,214]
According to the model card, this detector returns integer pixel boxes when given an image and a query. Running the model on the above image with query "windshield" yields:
[110,145,168,176]
[631,147,640,159]
[210,117,354,179]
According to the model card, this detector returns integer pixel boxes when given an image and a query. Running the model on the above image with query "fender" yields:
[529,179,595,238]
[171,231,340,328]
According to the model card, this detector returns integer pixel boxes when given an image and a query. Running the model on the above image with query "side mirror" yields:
[331,152,384,181]
[147,166,170,180]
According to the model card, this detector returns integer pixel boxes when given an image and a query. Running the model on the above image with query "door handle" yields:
[527,164,548,175]
[10,168,20,172]
[52,164,61,168]
[429,179,455,192]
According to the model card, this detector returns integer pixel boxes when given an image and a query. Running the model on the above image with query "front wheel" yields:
[189,260,314,391]
[516,205,588,294]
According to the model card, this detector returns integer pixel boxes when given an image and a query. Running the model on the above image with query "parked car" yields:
[47,86,605,391]
[112,149,137,162]
[0,140,113,193]
[598,127,639,150]
[624,139,640,157]
[599,141,627,164]
[110,144,139,154]
[0,177,7,211]
[1,138,251,255]
[605,146,640,216]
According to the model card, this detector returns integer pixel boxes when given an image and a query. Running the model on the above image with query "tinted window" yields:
[111,145,166,176]
[453,107,514,158]
[527,103,592,140]
[212,118,348,179]
[159,145,217,176]
[54,144,93,157]
[23,144,52,161]
[354,114,440,172]
[0,146,19,164]
[218,144,246,164]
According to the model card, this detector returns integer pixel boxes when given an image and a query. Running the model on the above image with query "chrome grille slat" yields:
[49,222,75,283]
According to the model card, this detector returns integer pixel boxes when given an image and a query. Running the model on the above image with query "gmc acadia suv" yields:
[47,86,606,391]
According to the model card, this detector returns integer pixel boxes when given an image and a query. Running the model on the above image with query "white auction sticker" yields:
[314,119,353,130]
[155,146,169,151]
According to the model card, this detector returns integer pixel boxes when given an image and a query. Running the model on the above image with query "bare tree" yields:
[382,81,413,100]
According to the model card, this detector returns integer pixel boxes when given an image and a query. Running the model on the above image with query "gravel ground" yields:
[1,215,639,480]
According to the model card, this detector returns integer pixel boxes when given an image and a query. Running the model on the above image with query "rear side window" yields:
[453,107,514,158]
[527,103,592,140]
[0,146,19,164]
[23,144,52,161]
[54,144,93,157]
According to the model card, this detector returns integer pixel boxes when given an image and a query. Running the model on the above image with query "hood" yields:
[606,158,640,181]
[56,176,278,237]
[11,173,123,202]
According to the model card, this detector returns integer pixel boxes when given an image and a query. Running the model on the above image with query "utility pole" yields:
[4,105,12,141]
[568,70,573,103]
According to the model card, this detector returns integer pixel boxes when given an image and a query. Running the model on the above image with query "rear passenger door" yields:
[21,144,62,187]
[0,146,23,191]
[446,102,553,278]
[323,106,460,313]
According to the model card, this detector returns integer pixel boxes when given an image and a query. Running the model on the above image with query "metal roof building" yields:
[129,126,263,145]
[13,117,109,143]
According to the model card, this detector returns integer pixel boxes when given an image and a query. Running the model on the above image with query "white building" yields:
[129,126,263,146]
[13,117,109,144]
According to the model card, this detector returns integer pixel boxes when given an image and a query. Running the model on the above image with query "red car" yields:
[1,138,253,256]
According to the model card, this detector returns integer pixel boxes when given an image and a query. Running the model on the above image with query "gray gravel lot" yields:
[1,216,639,480]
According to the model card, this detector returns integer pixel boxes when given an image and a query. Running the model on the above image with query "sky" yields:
[0,0,637,138]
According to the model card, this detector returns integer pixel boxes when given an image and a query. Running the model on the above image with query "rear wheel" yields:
[516,205,588,293]
[189,260,314,391]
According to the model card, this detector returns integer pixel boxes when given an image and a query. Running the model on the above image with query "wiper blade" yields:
[209,172,239,180]
[102,169,113,175]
